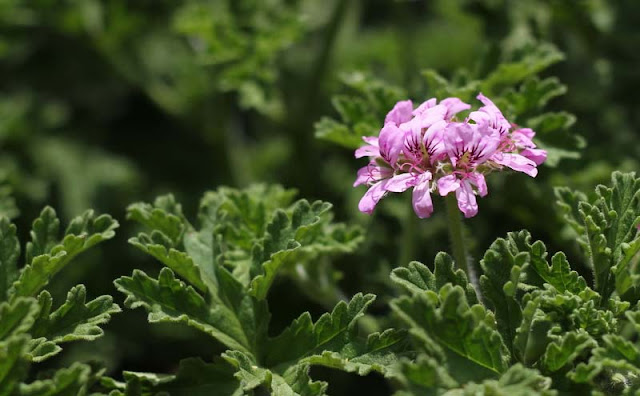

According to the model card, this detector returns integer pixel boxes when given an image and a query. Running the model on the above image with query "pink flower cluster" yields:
[354,94,547,218]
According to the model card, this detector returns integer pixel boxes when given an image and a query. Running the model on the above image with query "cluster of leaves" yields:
[1,173,637,395]
[315,42,582,167]
[0,207,119,394]
[107,185,411,394]
[172,0,309,118]
[388,171,640,394]
[0,0,313,119]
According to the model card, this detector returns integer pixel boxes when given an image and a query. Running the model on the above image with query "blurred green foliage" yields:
[0,0,638,394]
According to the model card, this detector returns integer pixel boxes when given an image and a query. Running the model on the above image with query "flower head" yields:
[354,93,547,218]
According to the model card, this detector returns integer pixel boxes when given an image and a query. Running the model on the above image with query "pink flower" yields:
[470,93,511,136]
[438,173,487,218]
[354,93,547,218]
[385,100,413,126]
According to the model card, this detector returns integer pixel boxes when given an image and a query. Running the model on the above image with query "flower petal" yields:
[437,174,460,196]
[412,180,434,218]
[521,148,547,166]
[384,173,416,193]
[358,181,387,214]
[362,136,379,145]
[353,163,392,187]
[456,181,479,218]
[468,172,488,197]
[385,100,414,126]
[412,98,437,116]
[492,153,538,177]
[355,144,380,158]
[379,123,405,165]
[440,97,471,119]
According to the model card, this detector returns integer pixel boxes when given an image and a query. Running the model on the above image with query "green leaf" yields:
[0,336,30,395]
[513,296,552,366]
[249,200,333,300]
[265,293,376,370]
[121,358,242,396]
[280,364,328,396]
[557,172,640,302]
[391,253,478,304]
[394,355,458,395]
[479,235,527,354]
[223,351,327,396]
[302,329,410,378]
[198,185,297,240]
[613,238,640,301]
[509,230,587,294]
[314,117,362,149]
[504,77,567,117]
[114,268,253,354]
[555,186,588,240]
[0,217,19,301]
[440,364,555,396]
[25,207,60,266]
[10,210,118,299]
[194,184,298,286]
[28,285,120,361]
[0,298,39,341]
[128,237,210,294]
[570,334,640,392]
[392,285,510,379]
[171,1,306,118]
[540,330,596,373]
[314,72,406,149]
[127,194,185,246]
[18,362,94,396]
[481,43,564,95]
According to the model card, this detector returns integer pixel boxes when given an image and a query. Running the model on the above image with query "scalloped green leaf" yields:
[302,328,410,378]
[509,230,587,294]
[28,285,119,361]
[481,43,565,94]
[0,335,30,395]
[129,237,211,294]
[540,330,596,373]
[120,358,241,396]
[223,351,327,396]
[0,217,19,301]
[249,200,334,300]
[265,293,376,370]
[556,172,640,302]
[25,207,60,266]
[569,334,640,392]
[114,268,253,354]
[479,236,527,353]
[391,253,478,304]
[441,364,554,396]
[0,298,39,341]
[18,362,95,396]
[392,285,510,379]
[513,294,554,367]
[127,194,185,246]
[314,72,406,149]
[10,210,118,299]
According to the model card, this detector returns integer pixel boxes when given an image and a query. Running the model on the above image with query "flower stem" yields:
[444,193,470,278]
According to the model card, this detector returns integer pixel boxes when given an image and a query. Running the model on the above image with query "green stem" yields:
[444,194,470,278]
[398,201,418,266]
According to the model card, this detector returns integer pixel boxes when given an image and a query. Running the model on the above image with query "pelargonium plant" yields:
[354,94,546,219]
